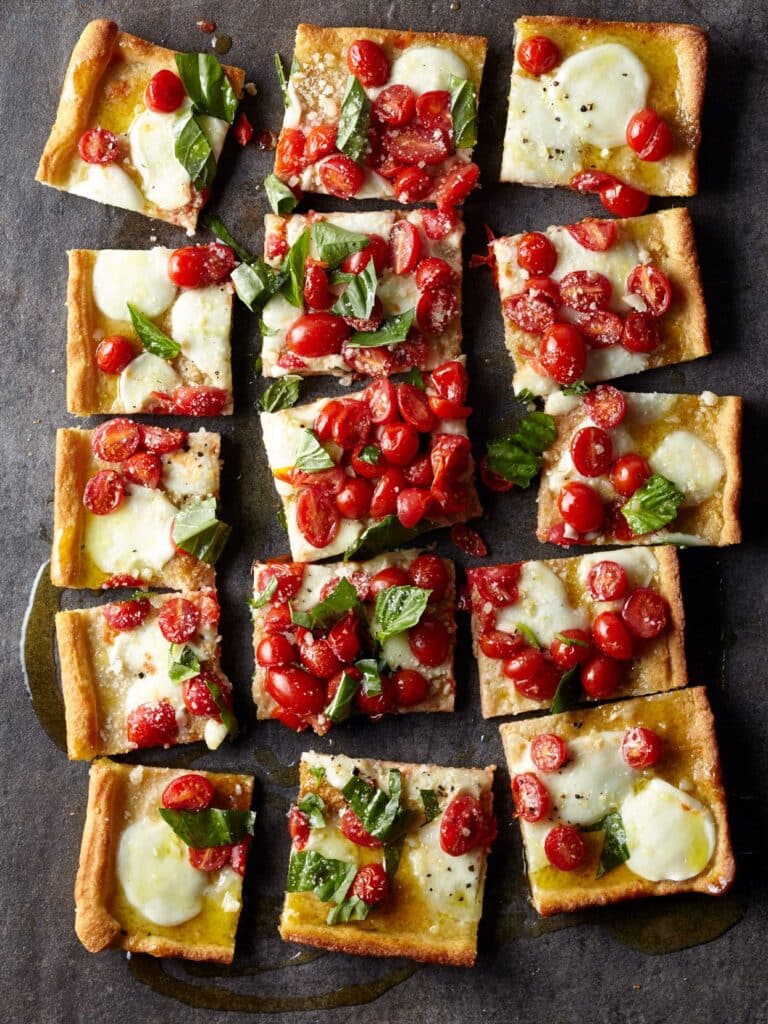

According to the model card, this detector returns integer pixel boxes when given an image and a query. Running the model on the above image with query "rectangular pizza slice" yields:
[51,420,229,589]
[500,16,708,197]
[56,588,235,759]
[251,551,455,734]
[67,246,234,415]
[259,366,481,562]
[259,209,463,378]
[75,760,254,962]
[468,545,686,718]
[538,388,742,548]
[36,20,245,231]
[279,751,495,965]
[274,24,486,204]
[492,208,709,395]
[500,687,735,915]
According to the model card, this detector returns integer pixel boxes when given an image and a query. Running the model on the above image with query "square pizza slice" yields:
[538,387,742,548]
[492,208,709,396]
[75,760,254,962]
[51,420,229,589]
[468,545,686,718]
[260,365,481,562]
[500,688,735,915]
[259,209,463,378]
[36,19,245,231]
[251,551,455,734]
[67,245,235,415]
[274,24,486,205]
[280,751,495,965]
[56,588,236,759]
[500,16,708,199]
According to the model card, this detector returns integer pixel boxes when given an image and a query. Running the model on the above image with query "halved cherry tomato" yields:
[347,38,389,86]
[369,566,409,595]
[511,772,550,821]
[626,264,672,317]
[440,793,495,854]
[354,669,395,717]
[409,614,450,666]
[303,264,334,310]
[96,334,135,374]
[450,524,487,556]
[581,654,622,698]
[571,170,616,194]
[183,672,231,717]
[286,312,350,357]
[422,208,458,240]
[158,597,200,644]
[263,603,293,634]
[305,124,337,163]
[313,399,344,442]
[275,128,306,177]
[480,455,514,493]
[379,422,419,466]
[605,500,638,542]
[189,846,231,872]
[127,700,178,748]
[318,154,365,198]
[365,377,398,423]
[397,382,436,430]
[559,270,612,312]
[139,425,187,454]
[351,863,390,904]
[392,166,432,204]
[584,384,626,428]
[549,629,591,670]
[299,637,341,680]
[503,649,560,701]
[417,287,459,334]
[374,84,416,126]
[257,634,297,667]
[430,360,468,404]
[266,665,326,715]
[610,453,652,497]
[540,323,587,385]
[233,112,254,146]
[544,825,586,871]
[340,808,383,848]
[389,220,422,274]
[350,445,385,479]
[91,418,141,463]
[622,311,661,353]
[478,629,525,659]
[385,124,450,166]
[503,291,557,333]
[570,426,613,477]
[341,235,390,276]
[573,310,624,348]
[145,69,186,112]
[370,468,406,517]
[621,726,663,768]
[168,243,235,287]
[622,588,668,638]
[397,487,432,528]
[103,598,151,631]
[162,773,215,811]
[547,523,582,547]
[416,257,456,293]
[558,481,604,533]
[336,477,373,519]
[392,668,430,706]
[288,804,310,848]
[327,611,362,662]
[230,836,252,876]
[517,35,560,76]
[626,109,673,161]
[586,560,629,601]
[296,486,340,548]
[257,563,305,604]
[78,128,120,164]
[83,470,124,515]
[433,163,480,210]
[472,565,520,607]
[404,453,433,487]
[525,276,561,306]
[415,90,451,130]
[172,385,230,416]
[407,553,449,599]
[599,180,649,217]
[123,451,162,489]
[592,611,633,660]
[564,218,616,251]
[266,233,289,260]
[517,232,557,275]
[531,734,568,773]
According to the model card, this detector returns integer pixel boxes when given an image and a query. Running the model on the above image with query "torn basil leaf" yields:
[204,676,238,739]
[342,769,410,843]
[174,113,217,189]
[290,577,361,630]
[420,789,440,824]
[346,309,415,348]
[449,75,478,149]
[344,514,437,561]
[332,260,377,320]
[249,575,278,610]
[274,53,290,107]
[486,411,557,488]
[621,474,685,536]
[264,172,299,215]
[231,258,286,312]
[312,222,368,269]
[405,368,426,391]
[175,52,238,122]
[127,303,181,360]
[560,379,589,396]
[203,213,254,263]
[326,895,370,925]
[375,585,431,643]
[280,227,310,308]
[583,810,630,878]
[336,75,371,163]
[308,765,326,782]
[550,665,581,714]
[384,837,405,880]
[513,388,537,405]
[168,644,201,684]
[294,428,335,473]
[323,669,359,723]
[516,623,540,649]
[172,498,231,564]
[297,793,326,828]
[356,658,383,697]
[160,807,255,848]
[286,850,357,908]
[260,374,301,412]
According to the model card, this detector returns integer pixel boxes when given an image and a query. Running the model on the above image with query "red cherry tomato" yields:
[336,477,373,519]
[103,598,151,632]
[392,668,430,706]
[286,312,350,358]
[403,453,433,487]
[96,334,135,374]
[408,614,450,666]
[266,665,326,715]
[440,794,494,855]
[622,311,661,353]
[417,287,459,335]
[610,453,652,497]
[544,825,586,871]
[91,419,141,463]
[392,166,432,204]
[189,846,232,872]
[299,637,341,680]
[559,270,612,312]
[305,124,337,163]
[266,233,289,260]
[351,863,390,905]
[450,524,487,555]
[584,384,627,428]
[422,208,459,240]
[138,425,186,454]
[622,588,668,639]
[605,500,638,543]
[257,634,297,667]
[547,523,582,548]
[233,112,254,146]
[564,219,616,252]
[581,654,622,699]
[374,84,416,126]
[378,422,419,467]
[145,69,186,112]
[126,700,178,748]
[330,400,372,449]
[599,180,649,217]
[558,482,604,533]
[365,377,398,423]
[416,90,451,130]
[83,470,125,515]
[570,170,617,194]
[570,426,613,478]
[303,264,334,310]
[408,553,449,600]
[531,734,568,773]
[256,563,305,604]
[626,109,673,161]
[341,235,390,276]
[158,597,200,644]
[503,291,557,334]
[296,486,340,548]
[275,128,306,176]
[370,566,410,595]
[517,35,560,76]
[540,323,587,385]
[621,726,663,768]
[397,382,436,431]
[430,360,468,404]
[168,244,235,287]
[592,611,633,660]
[288,804,310,848]
[347,38,389,86]
[122,451,162,489]
[171,385,230,416]
[478,630,525,660]
[318,154,365,198]
[183,673,231,717]
[263,603,293,635]
[433,163,480,210]
[327,611,362,663]
[574,310,624,349]
[389,220,422,274]
[340,808,383,848]
[230,836,251,876]
[480,455,514,493]
[396,487,432,528]
[472,565,521,607]
[511,772,551,822]
[415,257,456,293]
[517,232,557,275]
[78,128,120,164]
[385,123,451,166]
[549,629,591,670]
[503,649,560,701]
[354,670,396,717]
[587,560,629,601]
[626,264,672,317]
[161,773,215,811]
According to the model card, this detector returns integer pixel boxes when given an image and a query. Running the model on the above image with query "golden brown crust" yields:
[66,250,100,415]
[499,687,735,915]
[654,545,688,688]
[278,921,476,966]
[55,610,101,760]
[718,396,743,545]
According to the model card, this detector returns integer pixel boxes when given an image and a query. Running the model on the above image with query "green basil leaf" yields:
[231,258,286,312]
[324,669,360,723]
[346,309,416,348]
[277,506,288,530]
[294,427,334,473]
[342,770,410,843]
[356,658,382,697]
[297,793,326,829]
[583,810,630,878]
[330,270,356,286]
[554,631,590,648]
[202,213,254,263]
[249,575,277,610]
[514,388,537,405]
[344,514,438,561]
[127,589,161,601]
[375,585,431,643]
[550,665,581,714]
[358,444,381,466]
[126,303,181,360]
[560,379,590,396]
[172,497,231,564]
[168,643,201,684]
[486,411,557,487]
[449,75,478,149]
[175,52,238,122]
[259,321,277,338]
[286,850,357,905]
[260,374,301,412]
[405,368,426,391]
[204,676,238,739]
[332,260,377,320]
[290,577,361,630]
[621,474,685,536]
[516,622,540,650]
[174,112,217,189]
[159,807,255,849]
[326,895,370,925]
[312,222,369,269]
[274,53,290,108]
[420,789,440,824]
[308,765,326,782]
[336,75,371,163]
[383,837,405,880]
[280,227,310,308]
[264,172,299,215]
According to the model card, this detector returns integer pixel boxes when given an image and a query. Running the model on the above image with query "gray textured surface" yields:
[1,0,767,1022]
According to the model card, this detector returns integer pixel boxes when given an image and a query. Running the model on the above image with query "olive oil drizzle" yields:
[20,561,66,752]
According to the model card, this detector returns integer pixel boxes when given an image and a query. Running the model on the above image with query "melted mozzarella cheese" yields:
[92,248,176,321]
[261,292,301,369]
[128,107,192,210]
[260,403,323,490]
[204,718,229,750]
[306,826,361,863]
[496,562,588,647]
[405,819,483,920]
[117,819,206,926]
[69,163,145,212]
[84,484,176,577]
[170,285,232,387]
[380,631,447,680]
[118,352,180,412]
[650,431,725,506]
[206,865,243,913]
[283,79,303,129]
[112,618,185,715]
[585,346,650,381]
[284,500,362,562]
[161,439,219,497]
[623,393,678,424]
[388,46,469,97]
[197,115,229,161]
[377,272,420,315]
[316,211,395,241]
[547,420,634,498]
[622,778,716,882]
[576,547,658,593]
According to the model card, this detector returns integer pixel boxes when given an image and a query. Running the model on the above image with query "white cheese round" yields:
[118,352,180,412]
[388,46,469,96]
[624,393,678,424]
[69,163,145,212]
[576,547,658,592]
[84,484,177,577]
[170,285,232,387]
[128,107,192,211]
[92,248,176,321]
[495,562,588,647]
[117,819,207,926]
[649,431,725,506]
[405,818,483,921]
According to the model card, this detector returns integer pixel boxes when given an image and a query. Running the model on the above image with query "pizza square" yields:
[67,245,236,416]
[468,545,686,719]
[492,207,709,396]
[538,388,742,548]
[56,589,236,759]
[501,16,708,197]
[51,420,230,589]
[280,751,495,965]
[259,209,463,378]
[500,688,735,916]
[75,760,254,962]
[260,365,481,562]
[274,24,486,205]
[251,551,456,734]
[36,19,245,231]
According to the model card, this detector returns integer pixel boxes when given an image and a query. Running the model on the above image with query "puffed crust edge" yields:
[500,687,735,916]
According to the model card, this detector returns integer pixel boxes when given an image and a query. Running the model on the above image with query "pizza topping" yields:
[158,597,201,644]
[351,863,390,905]
[127,699,179,748]
[621,588,668,639]
[511,772,550,822]
[162,773,215,811]
[549,629,591,671]
[564,218,616,252]
[592,611,633,661]
[544,824,586,871]
[83,469,125,515]
[168,243,236,288]
[78,128,120,165]
[580,653,622,699]
[503,648,560,701]
[517,35,560,76]
[318,154,365,199]
[103,597,152,632]
[558,481,604,533]
[621,726,663,769]
[517,232,557,276]
[95,335,135,375]
[570,426,613,477]
[584,384,626,428]
[531,733,568,773]
[439,793,495,856]
[539,324,587,385]
[91,419,142,463]
[347,39,390,88]
[622,311,660,353]
[586,560,629,601]
[626,264,672,317]
[610,453,652,497]
[123,452,162,489]
[145,70,186,113]
[626,109,673,162]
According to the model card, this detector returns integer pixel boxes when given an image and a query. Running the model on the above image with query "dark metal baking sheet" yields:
[2,0,767,1021]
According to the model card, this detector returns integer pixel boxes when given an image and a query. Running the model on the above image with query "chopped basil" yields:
[249,575,277,610]
[159,807,255,849]
[342,769,410,843]
[326,895,370,925]
[231,258,286,312]
[259,320,277,337]
[308,765,326,782]
[486,411,557,488]
[358,444,381,466]
[356,658,383,697]
[330,270,356,286]
[294,428,335,473]
[583,810,630,878]
[560,379,590,396]
[171,498,231,564]
[168,644,201,684]
[621,474,685,536]
[449,75,478,149]
[286,850,357,909]
[277,506,288,530]
[335,75,371,163]
[297,793,326,829]
[332,260,377,320]
[264,172,299,214]
[203,213,254,263]
[204,676,238,739]
[280,228,310,308]
[174,113,217,189]
[344,514,437,561]
[127,589,161,601]
[516,623,540,649]
[323,669,359,723]
[550,665,581,714]
[274,53,290,108]
[312,222,368,269]
[127,303,181,360]
[375,585,431,643]
[260,374,301,412]
[346,309,416,348]
[405,368,426,391]
[513,388,537,405]
[383,837,405,879]
[420,789,440,823]
[290,577,360,630]
[554,631,589,648]
[175,52,238,122]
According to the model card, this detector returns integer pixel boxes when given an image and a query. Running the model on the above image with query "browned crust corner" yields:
[55,609,101,760]
[717,396,743,546]
[51,428,89,587]
[278,919,477,966]
[654,545,688,690]
[657,207,710,360]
